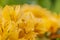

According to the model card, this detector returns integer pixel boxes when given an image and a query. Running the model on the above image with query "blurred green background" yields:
[0,0,60,13]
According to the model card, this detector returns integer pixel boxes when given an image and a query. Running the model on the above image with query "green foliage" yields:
[37,0,51,10]
[56,38,60,40]
[0,0,37,5]
[52,0,60,13]
[0,0,60,13]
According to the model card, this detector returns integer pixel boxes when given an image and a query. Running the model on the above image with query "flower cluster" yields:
[0,4,60,40]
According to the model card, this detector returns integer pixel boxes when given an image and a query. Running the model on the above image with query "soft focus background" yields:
[0,0,60,13]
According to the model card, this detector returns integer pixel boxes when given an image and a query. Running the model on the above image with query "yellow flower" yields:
[0,4,59,40]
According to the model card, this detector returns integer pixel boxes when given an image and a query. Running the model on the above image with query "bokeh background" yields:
[0,0,60,13]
